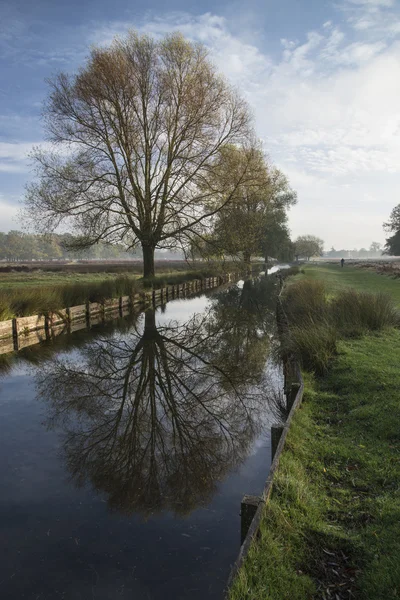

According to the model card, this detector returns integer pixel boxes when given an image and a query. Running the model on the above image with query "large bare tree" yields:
[25,31,254,277]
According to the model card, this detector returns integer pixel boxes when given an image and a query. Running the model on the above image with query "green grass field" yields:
[298,264,400,305]
[229,264,400,600]
[0,261,207,290]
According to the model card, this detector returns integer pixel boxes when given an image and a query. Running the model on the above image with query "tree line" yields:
[326,242,383,259]
[0,231,134,261]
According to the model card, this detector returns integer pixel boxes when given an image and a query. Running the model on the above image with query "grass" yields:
[0,260,251,318]
[0,260,225,290]
[296,264,400,306]
[230,331,400,600]
[229,264,400,600]
[280,270,399,373]
[0,275,139,320]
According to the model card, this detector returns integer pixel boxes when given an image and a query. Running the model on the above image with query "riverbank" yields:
[229,264,400,599]
[0,261,251,320]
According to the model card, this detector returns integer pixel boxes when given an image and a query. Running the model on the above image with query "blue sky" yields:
[1,0,400,249]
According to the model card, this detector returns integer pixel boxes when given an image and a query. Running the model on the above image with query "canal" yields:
[0,274,284,600]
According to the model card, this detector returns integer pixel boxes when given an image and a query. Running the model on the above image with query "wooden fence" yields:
[0,272,240,355]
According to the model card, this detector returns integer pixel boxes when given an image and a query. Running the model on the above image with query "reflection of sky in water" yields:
[0,277,283,600]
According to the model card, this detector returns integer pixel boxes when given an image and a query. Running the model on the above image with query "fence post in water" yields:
[271,424,284,460]
[85,301,91,327]
[287,382,301,413]
[12,318,19,351]
[118,296,123,317]
[65,307,71,332]
[44,314,51,340]
[241,495,262,544]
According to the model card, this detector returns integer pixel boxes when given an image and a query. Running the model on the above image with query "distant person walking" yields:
[341,258,345,268]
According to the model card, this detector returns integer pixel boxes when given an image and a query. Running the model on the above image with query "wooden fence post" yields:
[271,424,284,460]
[44,314,51,340]
[85,301,91,327]
[12,318,19,351]
[287,383,301,413]
[241,495,262,544]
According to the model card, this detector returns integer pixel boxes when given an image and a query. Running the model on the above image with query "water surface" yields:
[0,276,283,600]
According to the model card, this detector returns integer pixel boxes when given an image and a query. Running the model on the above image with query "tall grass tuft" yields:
[281,321,338,375]
[281,279,399,375]
[0,291,14,321]
[331,290,400,337]
[283,279,327,326]
[0,276,140,318]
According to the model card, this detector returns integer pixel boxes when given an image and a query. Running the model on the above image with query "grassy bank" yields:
[0,262,240,319]
[229,265,400,599]
[295,264,400,305]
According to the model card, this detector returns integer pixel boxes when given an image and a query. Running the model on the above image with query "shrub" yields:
[281,266,300,278]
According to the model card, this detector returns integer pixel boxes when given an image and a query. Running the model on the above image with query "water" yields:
[0,276,284,600]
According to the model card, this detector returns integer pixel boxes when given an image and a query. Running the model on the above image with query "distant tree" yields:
[6,231,26,261]
[384,231,400,256]
[261,215,293,264]
[294,235,324,261]
[206,146,296,267]
[384,205,400,256]
[24,31,253,278]
[369,241,382,255]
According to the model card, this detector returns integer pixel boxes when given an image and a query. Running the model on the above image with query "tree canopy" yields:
[384,205,400,256]
[294,235,324,260]
[25,31,254,278]
[190,145,296,266]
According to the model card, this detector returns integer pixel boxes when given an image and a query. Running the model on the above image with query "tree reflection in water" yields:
[37,277,281,517]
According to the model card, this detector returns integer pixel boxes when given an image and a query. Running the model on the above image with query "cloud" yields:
[0,197,18,230]
[346,0,394,7]
[0,142,34,173]
[3,3,400,246]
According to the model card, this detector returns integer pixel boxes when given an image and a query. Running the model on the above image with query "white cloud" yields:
[3,5,400,247]
[347,0,394,6]
[0,142,33,173]
[0,197,18,230]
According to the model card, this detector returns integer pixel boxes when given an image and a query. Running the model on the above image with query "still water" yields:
[0,276,283,600]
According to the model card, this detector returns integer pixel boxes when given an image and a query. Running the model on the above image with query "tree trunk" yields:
[142,243,155,279]
[243,251,251,272]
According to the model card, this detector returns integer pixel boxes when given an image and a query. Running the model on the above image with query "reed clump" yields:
[331,289,400,336]
[284,279,327,325]
[0,276,140,318]
[281,279,399,374]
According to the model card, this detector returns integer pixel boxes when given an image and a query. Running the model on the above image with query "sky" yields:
[1,0,400,250]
